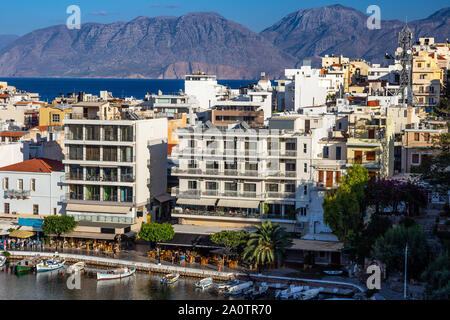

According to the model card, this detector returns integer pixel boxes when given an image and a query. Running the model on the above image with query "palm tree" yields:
[243,221,293,272]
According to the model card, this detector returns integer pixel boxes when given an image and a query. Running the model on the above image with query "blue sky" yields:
[0,0,447,36]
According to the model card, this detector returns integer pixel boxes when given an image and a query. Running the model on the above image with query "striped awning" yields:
[66,203,131,214]
[176,198,217,206]
[217,199,260,209]
[8,230,35,238]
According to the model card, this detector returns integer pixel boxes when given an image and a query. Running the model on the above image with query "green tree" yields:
[42,216,77,239]
[243,221,293,271]
[355,215,392,262]
[372,224,430,279]
[323,165,370,246]
[211,230,248,259]
[139,222,174,262]
[421,252,450,300]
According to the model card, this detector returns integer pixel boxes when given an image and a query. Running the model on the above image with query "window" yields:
[414,133,420,141]
[304,163,308,173]
[103,146,117,162]
[33,205,39,215]
[266,184,278,192]
[285,163,296,172]
[243,184,256,192]
[4,203,9,214]
[206,182,217,190]
[404,110,408,117]
[52,114,60,123]
[412,154,420,164]
[303,144,307,153]
[3,178,8,190]
[103,126,118,141]
[18,179,23,190]
[366,151,376,161]
[285,184,295,193]
[323,146,329,158]
[188,181,197,190]
[318,171,324,183]
[336,147,342,160]
[53,208,57,216]
[303,185,308,195]
[298,207,307,216]
[424,133,430,142]
[225,182,238,191]
[69,145,83,160]
[31,179,36,192]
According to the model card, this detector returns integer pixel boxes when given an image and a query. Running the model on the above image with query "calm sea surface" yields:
[0,266,239,300]
[0,78,255,102]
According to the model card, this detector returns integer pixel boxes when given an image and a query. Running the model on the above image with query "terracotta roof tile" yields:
[0,131,26,137]
[0,158,64,173]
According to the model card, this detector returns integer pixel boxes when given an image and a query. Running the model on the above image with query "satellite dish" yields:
[397,47,403,53]
[407,49,412,55]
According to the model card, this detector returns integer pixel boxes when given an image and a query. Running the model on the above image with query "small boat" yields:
[160,273,180,285]
[195,277,213,289]
[96,267,136,281]
[245,282,269,299]
[36,257,66,272]
[0,256,6,268]
[323,270,343,275]
[67,262,86,273]
[226,281,253,296]
[215,279,239,291]
[16,256,41,273]
[275,285,306,300]
[297,288,321,300]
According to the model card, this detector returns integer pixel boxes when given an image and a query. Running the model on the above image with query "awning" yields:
[176,198,217,206]
[217,199,260,209]
[289,239,344,252]
[158,233,223,249]
[8,230,35,239]
[53,232,116,240]
[155,193,175,203]
[18,218,43,228]
[66,203,131,214]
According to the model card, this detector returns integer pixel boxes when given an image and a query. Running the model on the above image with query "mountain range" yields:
[0,5,448,79]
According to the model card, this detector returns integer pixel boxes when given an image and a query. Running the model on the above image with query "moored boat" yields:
[96,267,136,281]
[214,279,239,292]
[195,277,213,289]
[275,285,306,300]
[36,257,65,272]
[16,256,41,273]
[297,288,321,300]
[160,273,180,285]
[226,281,253,296]
[245,282,269,299]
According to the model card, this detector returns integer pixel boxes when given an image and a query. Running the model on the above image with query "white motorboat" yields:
[245,282,269,299]
[67,261,86,273]
[36,257,65,272]
[215,279,239,291]
[275,285,307,300]
[195,277,213,289]
[160,273,180,285]
[0,256,6,268]
[297,288,321,300]
[96,267,136,281]
[226,281,253,296]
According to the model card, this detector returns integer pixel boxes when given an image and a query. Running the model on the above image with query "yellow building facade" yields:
[38,105,72,127]
[412,50,444,107]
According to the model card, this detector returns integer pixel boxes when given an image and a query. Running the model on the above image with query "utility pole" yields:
[404,243,408,299]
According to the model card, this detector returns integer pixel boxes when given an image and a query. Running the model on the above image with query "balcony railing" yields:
[282,150,297,157]
[171,209,296,221]
[265,192,296,199]
[4,190,31,199]
[171,188,201,198]
[64,193,134,203]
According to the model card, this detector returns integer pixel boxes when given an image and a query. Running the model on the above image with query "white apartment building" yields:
[0,141,29,167]
[147,93,201,116]
[185,73,228,109]
[284,67,329,111]
[0,158,65,219]
[368,64,399,83]
[171,114,338,236]
[62,102,168,233]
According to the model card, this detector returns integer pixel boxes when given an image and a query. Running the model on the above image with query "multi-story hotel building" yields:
[171,114,337,236]
[62,102,168,233]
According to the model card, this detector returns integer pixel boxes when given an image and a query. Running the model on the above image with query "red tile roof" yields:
[14,101,32,105]
[0,158,64,173]
[0,131,26,137]
[0,94,9,98]
[31,125,58,131]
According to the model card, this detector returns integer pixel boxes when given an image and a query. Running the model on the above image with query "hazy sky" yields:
[0,0,448,36]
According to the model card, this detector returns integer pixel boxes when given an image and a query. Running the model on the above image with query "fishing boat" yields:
[214,279,239,292]
[226,281,253,296]
[15,256,41,273]
[97,267,136,281]
[195,277,213,289]
[245,282,269,299]
[297,288,321,300]
[67,262,86,273]
[36,257,66,272]
[275,285,306,300]
[323,270,343,275]
[160,273,180,285]
[0,256,6,268]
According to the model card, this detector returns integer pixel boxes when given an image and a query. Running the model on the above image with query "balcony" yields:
[265,192,296,199]
[4,190,31,199]
[63,193,134,203]
[171,188,201,199]
[171,208,296,222]
[282,150,298,157]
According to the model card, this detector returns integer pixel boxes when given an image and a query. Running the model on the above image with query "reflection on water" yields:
[0,267,231,300]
